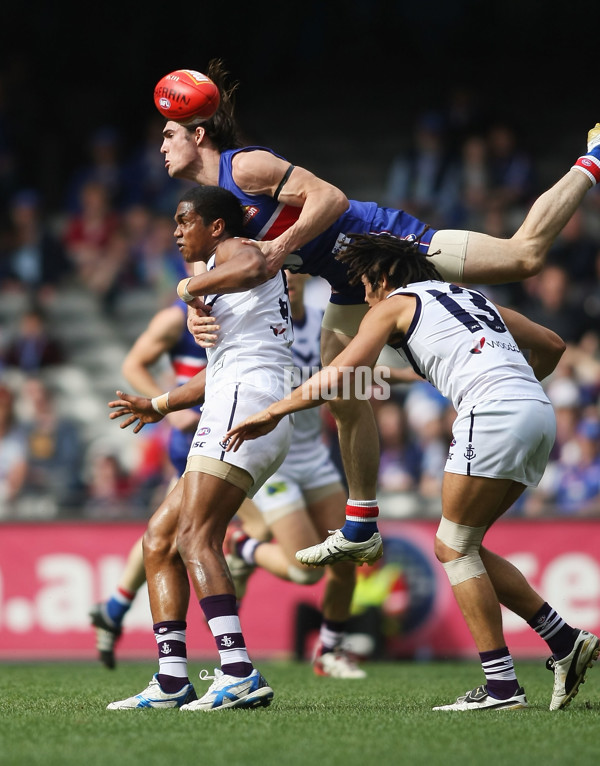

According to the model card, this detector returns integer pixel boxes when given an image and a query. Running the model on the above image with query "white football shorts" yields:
[186,382,292,498]
[253,444,343,523]
[444,398,556,486]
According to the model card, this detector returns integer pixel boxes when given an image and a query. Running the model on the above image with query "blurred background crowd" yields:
[1,86,600,523]
[1,0,599,523]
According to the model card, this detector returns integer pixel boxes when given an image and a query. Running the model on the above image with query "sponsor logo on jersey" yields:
[332,232,352,255]
[486,339,520,352]
[243,205,260,224]
[470,337,485,354]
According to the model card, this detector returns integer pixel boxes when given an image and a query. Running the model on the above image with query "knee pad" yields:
[287,564,324,585]
[435,516,487,586]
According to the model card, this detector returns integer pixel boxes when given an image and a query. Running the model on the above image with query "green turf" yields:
[0,660,598,766]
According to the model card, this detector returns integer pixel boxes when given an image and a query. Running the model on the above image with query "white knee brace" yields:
[287,564,324,585]
[436,516,487,586]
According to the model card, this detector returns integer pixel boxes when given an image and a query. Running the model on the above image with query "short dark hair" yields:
[337,232,443,290]
[179,186,245,237]
[183,59,244,152]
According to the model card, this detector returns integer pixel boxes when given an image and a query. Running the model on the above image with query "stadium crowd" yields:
[1,95,600,522]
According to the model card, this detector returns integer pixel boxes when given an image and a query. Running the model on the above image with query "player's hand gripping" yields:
[187,310,220,348]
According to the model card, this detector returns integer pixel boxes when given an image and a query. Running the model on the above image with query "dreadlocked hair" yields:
[183,59,244,151]
[337,230,443,290]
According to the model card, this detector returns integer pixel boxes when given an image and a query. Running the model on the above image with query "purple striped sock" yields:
[479,647,520,699]
[154,620,189,693]
[200,594,252,677]
[528,602,576,659]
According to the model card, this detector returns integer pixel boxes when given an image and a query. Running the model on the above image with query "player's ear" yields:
[212,217,226,237]
[194,126,206,145]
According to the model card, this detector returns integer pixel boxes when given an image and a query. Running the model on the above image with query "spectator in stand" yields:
[0,382,27,518]
[528,413,600,518]
[62,180,127,311]
[450,135,491,230]
[133,212,187,302]
[122,115,193,214]
[547,209,599,285]
[374,400,422,493]
[521,263,590,345]
[1,189,71,301]
[82,449,140,521]
[384,111,459,229]
[2,307,66,372]
[553,416,600,516]
[64,126,125,213]
[486,122,535,216]
[522,372,585,517]
[581,248,600,332]
[404,383,453,502]
[18,376,85,516]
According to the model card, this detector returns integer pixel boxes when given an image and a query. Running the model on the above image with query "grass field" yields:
[1,659,598,766]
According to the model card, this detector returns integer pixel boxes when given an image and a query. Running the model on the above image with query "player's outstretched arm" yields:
[109,369,207,433]
[226,301,402,450]
[497,305,566,380]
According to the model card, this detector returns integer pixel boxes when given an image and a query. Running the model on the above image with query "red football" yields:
[153,69,220,124]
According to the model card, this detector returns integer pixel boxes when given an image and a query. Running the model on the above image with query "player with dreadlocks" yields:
[161,59,600,570]
[224,231,599,712]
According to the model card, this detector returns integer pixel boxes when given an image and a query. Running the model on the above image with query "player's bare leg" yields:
[321,328,380,500]
[458,125,600,284]
[143,479,190,622]
[177,471,244,600]
[89,535,147,669]
[480,547,599,710]
[480,548,544,619]
[296,327,383,567]
[107,481,197,709]
[433,474,528,710]
[176,470,274,712]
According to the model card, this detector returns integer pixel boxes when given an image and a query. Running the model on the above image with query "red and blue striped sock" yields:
[105,586,135,626]
[340,499,379,542]
[573,134,600,185]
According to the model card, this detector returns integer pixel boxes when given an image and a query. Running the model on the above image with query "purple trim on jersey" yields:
[219,148,437,304]
[388,292,426,379]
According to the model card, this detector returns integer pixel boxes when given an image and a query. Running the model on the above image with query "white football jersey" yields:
[387,281,550,409]
[203,255,293,399]
[287,305,326,460]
